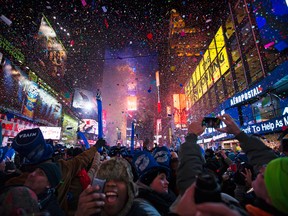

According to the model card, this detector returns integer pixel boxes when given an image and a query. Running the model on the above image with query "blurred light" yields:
[53,16,56,19]
[156,71,160,86]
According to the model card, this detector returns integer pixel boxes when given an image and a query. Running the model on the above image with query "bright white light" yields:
[53,16,56,19]
[67,33,70,36]
[286,0,288,7]
[83,102,94,110]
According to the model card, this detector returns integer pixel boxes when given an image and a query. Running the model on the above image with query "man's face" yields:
[252,166,270,202]
[150,173,169,193]
[24,168,50,195]
[103,179,128,215]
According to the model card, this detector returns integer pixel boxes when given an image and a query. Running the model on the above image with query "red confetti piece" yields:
[147,33,153,40]
[104,18,109,29]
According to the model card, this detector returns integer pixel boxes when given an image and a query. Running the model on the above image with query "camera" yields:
[194,173,222,204]
[202,117,221,128]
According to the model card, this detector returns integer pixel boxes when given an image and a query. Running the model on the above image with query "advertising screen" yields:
[72,88,97,119]
[0,58,27,115]
[62,114,78,144]
[39,126,62,140]
[35,16,67,79]
[34,87,62,126]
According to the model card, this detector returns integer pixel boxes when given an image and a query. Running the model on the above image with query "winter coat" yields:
[176,133,248,216]
[136,181,176,215]
[176,133,205,195]
[127,198,161,216]
[235,132,277,168]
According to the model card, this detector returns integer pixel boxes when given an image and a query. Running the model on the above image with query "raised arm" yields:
[176,120,206,195]
[217,114,277,167]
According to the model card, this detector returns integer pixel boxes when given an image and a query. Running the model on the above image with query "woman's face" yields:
[150,172,169,193]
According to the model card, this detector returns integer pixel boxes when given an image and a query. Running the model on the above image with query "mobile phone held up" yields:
[92,178,106,193]
[202,117,221,128]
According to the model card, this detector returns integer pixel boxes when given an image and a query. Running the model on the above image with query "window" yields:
[235,0,247,25]
[234,60,247,92]
[215,79,225,104]
[224,71,235,98]
[225,15,235,39]
[245,48,264,84]
[209,86,217,109]
[230,36,240,63]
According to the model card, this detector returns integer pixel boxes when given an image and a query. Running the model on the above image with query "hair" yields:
[281,138,288,153]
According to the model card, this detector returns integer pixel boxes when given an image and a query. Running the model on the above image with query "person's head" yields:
[252,157,288,214]
[280,138,288,154]
[147,169,169,193]
[133,150,170,193]
[24,162,62,195]
[170,151,179,170]
[96,157,136,216]
[0,186,39,215]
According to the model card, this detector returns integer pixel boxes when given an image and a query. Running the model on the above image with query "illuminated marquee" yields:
[186,26,230,104]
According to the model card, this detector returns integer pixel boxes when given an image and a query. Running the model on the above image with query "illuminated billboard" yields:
[173,94,187,128]
[0,58,27,114]
[186,26,230,106]
[72,88,97,118]
[62,114,78,144]
[39,126,62,140]
[127,96,137,111]
[36,16,67,78]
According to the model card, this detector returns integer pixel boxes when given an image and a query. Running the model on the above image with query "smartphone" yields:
[91,178,106,193]
[202,117,221,128]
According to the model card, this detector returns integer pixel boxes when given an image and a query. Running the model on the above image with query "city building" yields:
[183,0,288,149]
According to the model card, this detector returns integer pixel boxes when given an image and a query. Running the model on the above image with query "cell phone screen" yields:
[92,178,106,193]
[202,117,221,128]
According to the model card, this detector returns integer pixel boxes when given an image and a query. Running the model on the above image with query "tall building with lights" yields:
[183,0,288,149]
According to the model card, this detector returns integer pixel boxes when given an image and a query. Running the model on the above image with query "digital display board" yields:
[186,26,230,106]
[35,16,67,78]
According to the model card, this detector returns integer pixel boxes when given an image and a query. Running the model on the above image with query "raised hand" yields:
[216,114,242,136]
[75,185,106,216]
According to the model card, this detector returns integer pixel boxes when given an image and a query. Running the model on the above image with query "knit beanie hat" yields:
[264,157,288,214]
[0,186,40,215]
[37,162,62,188]
[133,150,170,186]
[12,128,53,164]
[152,146,171,168]
[96,157,136,216]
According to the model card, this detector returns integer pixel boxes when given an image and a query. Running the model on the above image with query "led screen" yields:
[34,16,67,79]
[0,58,27,115]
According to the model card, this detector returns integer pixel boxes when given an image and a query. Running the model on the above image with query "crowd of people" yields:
[0,114,287,216]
